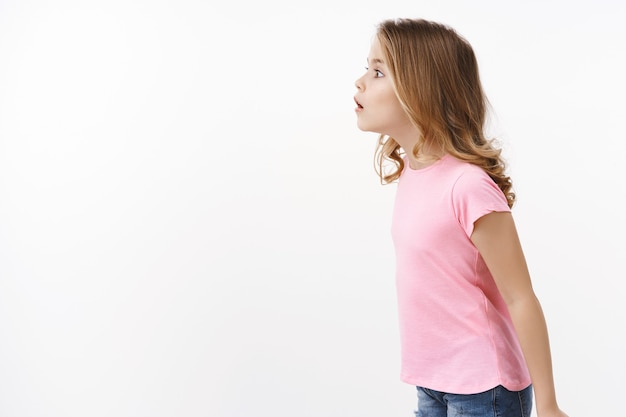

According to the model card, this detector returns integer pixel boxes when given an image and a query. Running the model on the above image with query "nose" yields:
[355,74,364,91]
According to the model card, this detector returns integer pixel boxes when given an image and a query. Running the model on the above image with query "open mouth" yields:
[354,97,363,110]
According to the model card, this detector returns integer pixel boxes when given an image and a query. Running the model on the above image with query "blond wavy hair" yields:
[374,18,515,208]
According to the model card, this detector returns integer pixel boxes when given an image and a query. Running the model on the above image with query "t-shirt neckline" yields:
[405,154,451,173]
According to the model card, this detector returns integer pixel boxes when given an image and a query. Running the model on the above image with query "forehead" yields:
[367,37,386,65]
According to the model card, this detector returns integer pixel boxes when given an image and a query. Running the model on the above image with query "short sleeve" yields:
[452,167,511,237]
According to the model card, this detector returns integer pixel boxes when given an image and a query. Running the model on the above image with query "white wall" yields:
[0,0,624,416]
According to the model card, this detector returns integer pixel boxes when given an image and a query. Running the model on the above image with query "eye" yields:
[364,67,385,78]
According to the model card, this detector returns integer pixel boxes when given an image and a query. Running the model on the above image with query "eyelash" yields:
[365,67,384,78]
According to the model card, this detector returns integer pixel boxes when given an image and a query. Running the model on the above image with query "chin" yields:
[356,121,379,134]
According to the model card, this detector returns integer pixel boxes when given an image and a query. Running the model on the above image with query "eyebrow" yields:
[367,57,385,65]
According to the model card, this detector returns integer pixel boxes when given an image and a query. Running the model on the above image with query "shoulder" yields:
[449,159,501,197]
[447,158,510,235]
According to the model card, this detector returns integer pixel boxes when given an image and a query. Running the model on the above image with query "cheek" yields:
[381,92,409,122]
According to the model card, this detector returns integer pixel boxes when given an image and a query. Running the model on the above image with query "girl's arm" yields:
[470,211,568,417]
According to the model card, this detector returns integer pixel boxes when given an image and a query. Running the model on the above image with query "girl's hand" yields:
[538,408,568,417]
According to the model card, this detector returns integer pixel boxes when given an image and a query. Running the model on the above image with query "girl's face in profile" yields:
[354,37,412,138]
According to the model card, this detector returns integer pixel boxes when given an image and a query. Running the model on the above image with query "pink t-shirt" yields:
[391,154,531,394]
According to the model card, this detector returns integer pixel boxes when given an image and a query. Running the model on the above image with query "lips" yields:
[354,97,363,111]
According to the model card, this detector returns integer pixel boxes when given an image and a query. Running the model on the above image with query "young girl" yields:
[354,18,568,417]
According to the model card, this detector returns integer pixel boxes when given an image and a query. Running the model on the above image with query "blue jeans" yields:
[414,385,533,417]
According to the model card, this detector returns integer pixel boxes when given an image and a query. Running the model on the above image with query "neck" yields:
[406,152,444,170]
[394,134,445,170]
